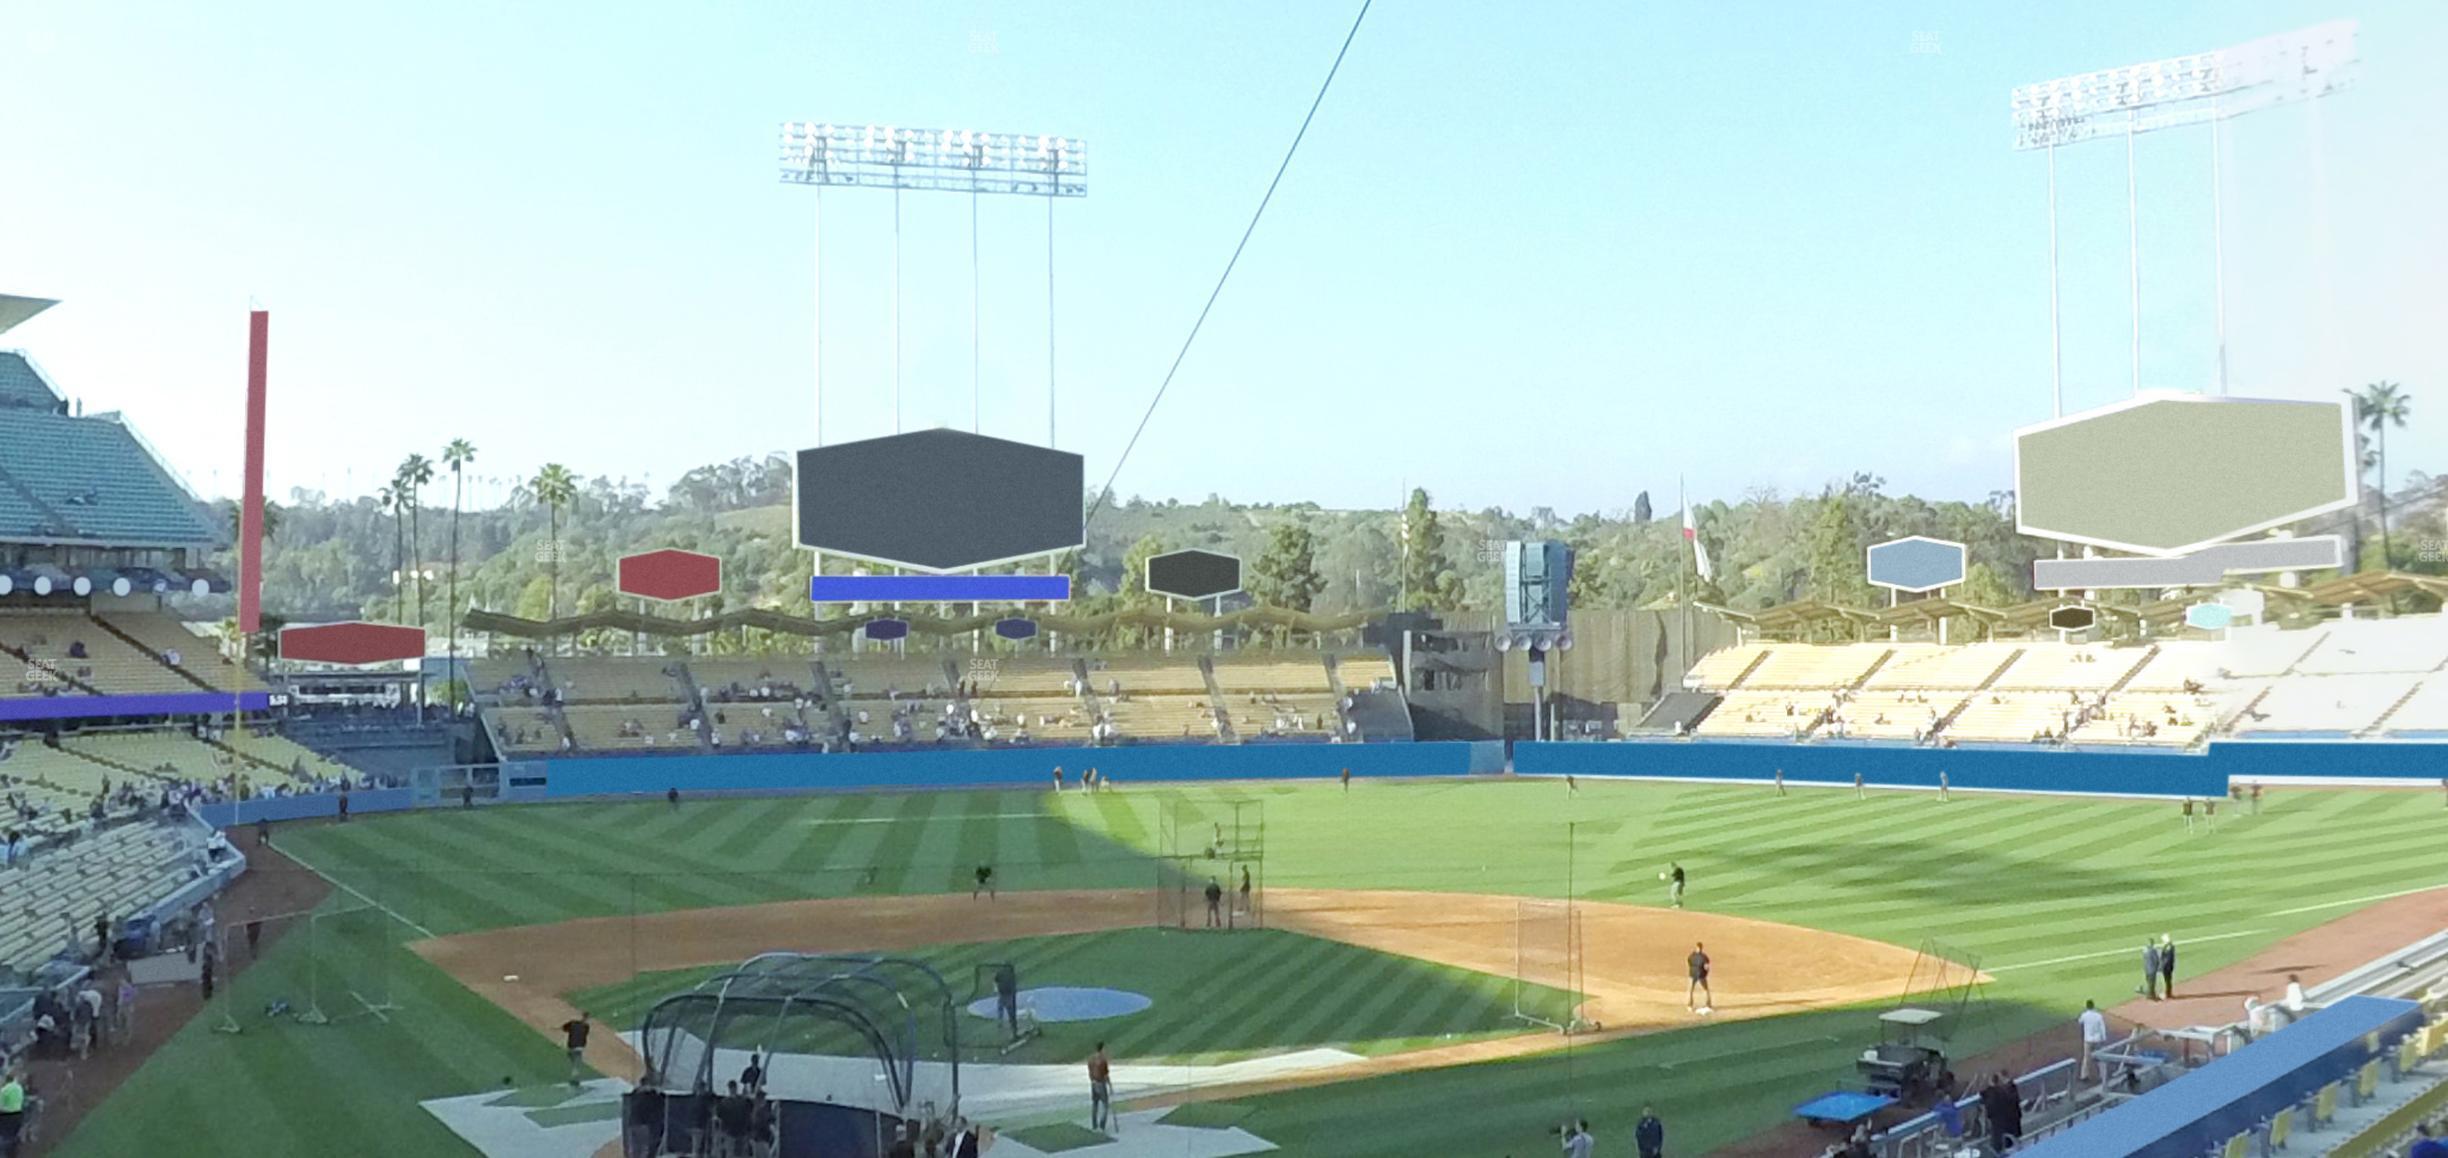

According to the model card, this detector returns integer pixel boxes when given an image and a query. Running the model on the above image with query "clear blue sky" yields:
[1,2,2438,515]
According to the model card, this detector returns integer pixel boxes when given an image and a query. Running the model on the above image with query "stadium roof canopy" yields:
[1871,597,2006,629]
[0,295,57,340]
[1750,600,1879,633]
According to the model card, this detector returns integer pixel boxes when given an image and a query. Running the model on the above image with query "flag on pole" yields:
[1681,488,1714,582]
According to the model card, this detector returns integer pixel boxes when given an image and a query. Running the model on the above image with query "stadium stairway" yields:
[1848,647,1898,690]
[2358,680,2427,738]
[1927,647,2026,740]
[2105,644,2161,695]
[669,662,717,753]
[1196,656,1239,743]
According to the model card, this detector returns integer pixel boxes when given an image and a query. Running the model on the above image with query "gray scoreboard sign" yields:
[2015,394,2357,557]
[794,429,1084,572]
[1145,549,1242,601]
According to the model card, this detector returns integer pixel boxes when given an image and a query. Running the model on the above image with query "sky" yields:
[1,1,2440,517]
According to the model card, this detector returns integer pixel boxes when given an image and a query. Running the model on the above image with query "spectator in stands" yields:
[1978,1074,2019,1153]
[2407,1121,2448,1158]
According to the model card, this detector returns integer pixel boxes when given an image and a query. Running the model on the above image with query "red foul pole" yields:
[238,310,269,634]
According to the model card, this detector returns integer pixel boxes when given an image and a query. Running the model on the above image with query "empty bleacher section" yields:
[1990,643,2147,691]
[1686,643,1771,689]
[2380,679,2448,737]
[0,820,203,975]
[1861,642,2020,690]
[2287,615,2448,675]
[2233,674,2424,737]
[1740,645,1890,689]
[0,401,223,547]
[546,657,689,704]
[0,608,193,695]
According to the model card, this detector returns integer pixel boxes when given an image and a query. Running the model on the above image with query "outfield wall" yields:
[1511,738,2444,798]
[537,740,1493,798]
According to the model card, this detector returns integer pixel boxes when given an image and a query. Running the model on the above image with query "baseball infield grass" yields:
[571,927,1579,1066]
[52,778,2448,1157]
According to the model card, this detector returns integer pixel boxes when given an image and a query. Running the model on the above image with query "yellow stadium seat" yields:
[2356,1058,2379,1103]
[2269,1106,2293,1149]
[2221,1132,2249,1158]
[2311,1082,2335,1129]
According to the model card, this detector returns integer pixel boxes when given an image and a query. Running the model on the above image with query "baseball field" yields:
[49,776,2448,1157]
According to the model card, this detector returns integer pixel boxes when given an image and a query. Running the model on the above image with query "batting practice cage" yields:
[626,954,966,1158]
[1155,797,1265,931]
[206,899,401,1033]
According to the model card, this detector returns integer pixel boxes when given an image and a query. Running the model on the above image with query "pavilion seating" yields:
[2221,627,2329,678]
[1945,694,2077,743]
[1741,645,1889,690]
[59,732,230,782]
[968,656,1078,697]
[1103,697,1223,741]
[2122,642,2224,692]
[1081,656,1208,696]
[1687,644,1771,689]
[1693,691,1822,738]
[2066,694,2217,746]
[491,708,565,754]
[1829,692,1953,741]
[1991,645,2145,692]
[2234,674,2419,735]
[1862,642,2021,690]
[2290,616,2448,674]
[2381,680,2448,736]
[566,705,688,752]
[1239,693,1344,739]
[1210,656,1333,694]
[829,656,954,699]
[1334,652,1399,690]
[546,658,687,705]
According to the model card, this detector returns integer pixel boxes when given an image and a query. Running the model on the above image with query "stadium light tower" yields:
[2011,21,2358,416]
[778,123,1087,446]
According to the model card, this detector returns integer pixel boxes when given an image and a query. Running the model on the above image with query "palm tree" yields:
[376,484,405,621]
[442,439,478,710]
[2346,382,2412,570]
[528,462,579,630]
[398,453,436,629]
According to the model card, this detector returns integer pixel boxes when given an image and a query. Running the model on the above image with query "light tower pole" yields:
[2010,21,2358,416]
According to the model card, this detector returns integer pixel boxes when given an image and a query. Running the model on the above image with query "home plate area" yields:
[419,1044,1328,1158]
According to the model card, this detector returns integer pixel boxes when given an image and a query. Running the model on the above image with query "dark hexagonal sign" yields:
[618,549,722,602]
[993,617,1038,641]
[1866,536,1968,594]
[863,617,909,642]
[2015,395,2357,556]
[795,429,1084,572]
[1145,549,1242,601]
[280,621,426,665]
[2047,605,2097,632]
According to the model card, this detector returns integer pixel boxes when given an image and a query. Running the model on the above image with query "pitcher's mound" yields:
[965,986,1152,1023]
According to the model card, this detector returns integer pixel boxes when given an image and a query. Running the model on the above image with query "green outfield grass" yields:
[572,927,1578,1066]
[52,778,2448,1157]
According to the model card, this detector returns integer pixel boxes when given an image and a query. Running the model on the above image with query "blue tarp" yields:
[2017,995,2420,1158]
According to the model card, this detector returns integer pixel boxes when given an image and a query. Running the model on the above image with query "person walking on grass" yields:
[1665,862,1686,909]
[1087,1042,1113,1132]
[562,1011,592,1086]
[973,863,996,901]
[1205,877,1225,928]
[1853,771,1865,799]
[2140,940,2163,1000]
[1774,768,1786,797]
[1637,1105,1666,1158]
[2181,798,2195,833]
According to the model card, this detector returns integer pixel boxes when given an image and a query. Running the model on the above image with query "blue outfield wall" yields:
[1513,738,2444,797]
[540,740,1495,799]
[1515,740,2231,798]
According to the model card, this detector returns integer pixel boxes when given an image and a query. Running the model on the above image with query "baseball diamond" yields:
[10,8,2448,1158]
